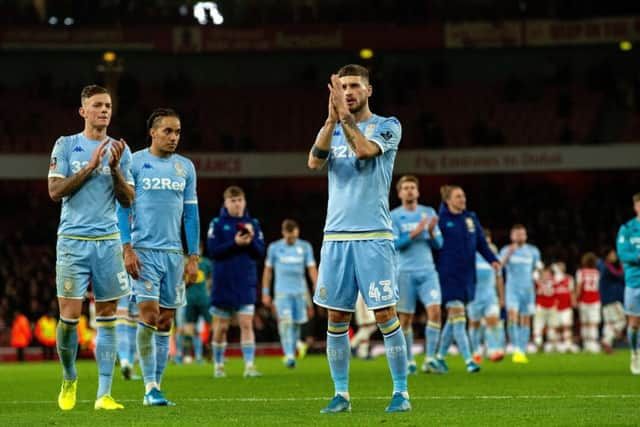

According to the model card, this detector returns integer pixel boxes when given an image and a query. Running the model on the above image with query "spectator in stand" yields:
[35,309,57,360]
[598,248,626,353]
[11,309,32,361]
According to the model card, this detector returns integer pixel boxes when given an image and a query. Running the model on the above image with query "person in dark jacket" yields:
[207,185,265,378]
[435,185,500,373]
[598,248,626,352]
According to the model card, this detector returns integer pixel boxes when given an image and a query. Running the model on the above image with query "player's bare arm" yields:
[123,243,141,280]
[329,74,380,159]
[185,255,199,284]
[261,266,273,307]
[109,138,134,207]
[308,89,338,170]
[48,139,110,202]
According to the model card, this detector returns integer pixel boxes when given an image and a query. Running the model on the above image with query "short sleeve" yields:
[368,117,401,154]
[119,145,134,186]
[184,159,198,205]
[48,137,69,178]
[266,243,276,268]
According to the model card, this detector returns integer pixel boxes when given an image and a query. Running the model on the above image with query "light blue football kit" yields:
[468,252,503,355]
[391,205,443,313]
[314,115,402,312]
[468,253,500,321]
[266,238,316,361]
[617,217,640,357]
[391,204,443,367]
[500,243,540,354]
[117,147,200,394]
[49,132,134,400]
[50,133,134,302]
[267,238,316,323]
[500,244,540,316]
[312,113,409,411]
[118,148,199,309]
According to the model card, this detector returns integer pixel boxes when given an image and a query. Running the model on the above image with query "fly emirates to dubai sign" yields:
[2,144,639,179]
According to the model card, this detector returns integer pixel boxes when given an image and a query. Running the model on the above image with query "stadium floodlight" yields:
[48,16,58,25]
[194,2,224,25]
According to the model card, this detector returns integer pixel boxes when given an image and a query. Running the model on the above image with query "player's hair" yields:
[633,193,640,203]
[147,108,180,130]
[337,64,370,83]
[511,223,526,231]
[440,185,462,202]
[223,185,245,199]
[282,219,299,232]
[396,175,419,192]
[580,252,598,268]
[80,84,109,104]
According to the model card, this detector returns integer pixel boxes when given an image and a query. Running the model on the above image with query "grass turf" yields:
[0,351,637,426]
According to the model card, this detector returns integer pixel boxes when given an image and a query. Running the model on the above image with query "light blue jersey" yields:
[617,218,640,288]
[315,114,401,312]
[499,244,541,290]
[323,114,401,239]
[391,205,442,271]
[475,252,498,300]
[48,133,134,237]
[266,239,316,296]
[128,149,197,252]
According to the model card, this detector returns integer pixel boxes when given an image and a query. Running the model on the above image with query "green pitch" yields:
[0,352,637,426]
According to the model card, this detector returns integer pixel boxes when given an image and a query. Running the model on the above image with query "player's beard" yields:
[348,98,366,114]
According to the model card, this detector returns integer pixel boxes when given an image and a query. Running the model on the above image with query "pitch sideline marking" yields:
[2,394,640,405]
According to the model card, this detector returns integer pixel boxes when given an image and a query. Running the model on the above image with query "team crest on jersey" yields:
[296,246,303,255]
[465,217,475,233]
[174,161,186,177]
[364,124,376,138]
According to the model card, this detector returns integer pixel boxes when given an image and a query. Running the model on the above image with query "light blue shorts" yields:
[275,294,308,324]
[397,269,441,314]
[624,287,640,316]
[467,293,500,321]
[130,249,185,309]
[506,287,535,316]
[210,304,255,320]
[117,294,139,316]
[56,237,130,302]
[314,239,398,312]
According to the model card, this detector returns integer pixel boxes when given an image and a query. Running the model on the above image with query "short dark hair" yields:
[282,219,299,232]
[633,193,640,203]
[147,108,180,130]
[511,224,526,231]
[80,84,109,104]
[396,175,419,192]
[223,185,245,200]
[337,64,370,83]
